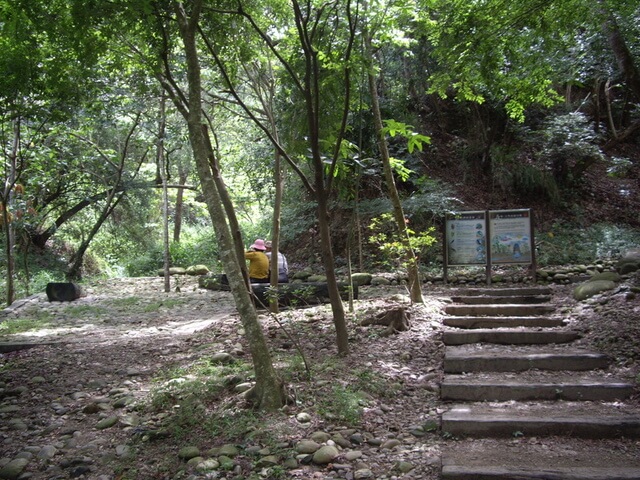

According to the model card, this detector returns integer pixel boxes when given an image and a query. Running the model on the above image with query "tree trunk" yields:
[173,168,188,243]
[316,189,349,354]
[3,119,20,306]
[67,196,123,280]
[600,2,640,102]
[158,93,171,293]
[269,149,284,314]
[172,0,285,410]
[364,33,423,304]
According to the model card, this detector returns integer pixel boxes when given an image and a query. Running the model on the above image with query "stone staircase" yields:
[439,286,640,479]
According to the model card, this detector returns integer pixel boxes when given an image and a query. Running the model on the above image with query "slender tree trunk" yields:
[4,119,20,305]
[269,148,284,313]
[67,196,123,280]
[158,93,171,292]
[364,34,423,304]
[173,168,187,243]
[316,188,349,354]
[173,0,284,409]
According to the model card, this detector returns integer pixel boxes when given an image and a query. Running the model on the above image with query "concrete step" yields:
[443,316,566,329]
[444,345,610,373]
[441,438,640,479]
[441,373,635,401]
[445,304,556,316]
[451,295,552,305]
[441,402,640,438]
[442,465,640,480]
[454,286,553,297]
[443,329,580,345]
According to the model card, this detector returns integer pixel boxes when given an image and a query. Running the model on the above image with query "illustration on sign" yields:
[446,211,487,265]
[489,210,532,264]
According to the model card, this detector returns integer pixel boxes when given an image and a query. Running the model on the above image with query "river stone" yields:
[178,446,200,460]
[0,458,29,479]
[218,444,239,457]
[312,445,339,464]
[354,468,374,479]
[196,459,219,472]
[351,273,372,286]
[307,274,327,282]
[344,450,363,461]
[255,455,279,467]
[380,439,402,450]
[394,461,415,473]
[310,431,331,443]
[186,265,210,275]
[8,419,27,431]
[186,456,204,467]
[217,455,235,470]
[37,445,57,459]
[590,271,621,282]
[95,416,119,430]
[157,267,187,276]
[574,279,616,300]
[211,352,233,363]
[296,412,312,423]
[234,382,252,393]
[113,396,135,408]
[0,406,20,413]
[617,248,640,274]
[295,440,320,454]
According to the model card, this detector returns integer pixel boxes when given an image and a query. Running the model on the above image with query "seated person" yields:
[245,239,270,283]
[265,240,289,283]
[219,238,270,285]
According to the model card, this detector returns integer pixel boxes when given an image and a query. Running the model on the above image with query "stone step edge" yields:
[453,287,553,296]
[444,349,610,373]
[441,465,640,480]
[450,295,552,305]
[441,410,640,438]
[443,329,580,345]
[440,378,635,401]
[444,317,566,329]
[445,305,557,315]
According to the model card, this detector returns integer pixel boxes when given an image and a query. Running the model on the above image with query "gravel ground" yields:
[0,274,638,480]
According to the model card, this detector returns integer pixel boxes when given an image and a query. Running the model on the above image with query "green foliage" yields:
[125,227,219,276]
[352,368,401,398]
[491,145,561,204]
[147,357,255,441]
[535,112,604,186]
[317,385,366,425]
[278,200,317,246]
[367,213,437,269]
[382,119,431,154]
[537,223,640,265]
[0,314,54,335]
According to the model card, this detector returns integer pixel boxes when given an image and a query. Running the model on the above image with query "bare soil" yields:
[0,274,639,479]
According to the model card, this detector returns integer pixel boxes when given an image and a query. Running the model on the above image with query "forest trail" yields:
[439,286,640,479]
[0,276,236,350]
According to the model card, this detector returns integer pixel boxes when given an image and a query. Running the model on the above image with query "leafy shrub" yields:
[125,227,219,276]
[536,223,640,265]
[536,112,604,187]
[367,213,437,270]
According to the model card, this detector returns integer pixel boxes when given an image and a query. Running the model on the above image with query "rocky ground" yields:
[0,274,639,480]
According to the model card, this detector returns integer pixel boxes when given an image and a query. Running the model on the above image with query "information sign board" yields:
[445,211,487,266]
[488,209,533,264]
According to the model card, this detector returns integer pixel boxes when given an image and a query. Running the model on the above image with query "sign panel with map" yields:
[488,209,533,264]
[445,211,487,265]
